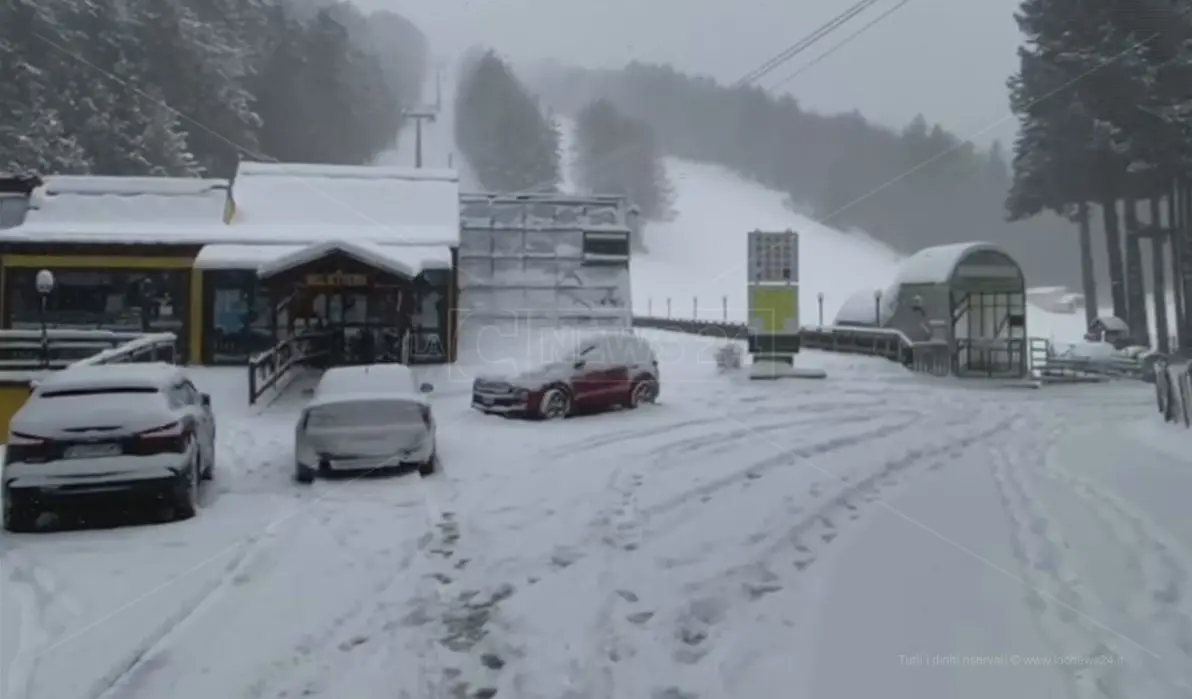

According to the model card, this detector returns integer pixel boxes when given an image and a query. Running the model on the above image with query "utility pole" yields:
[402,109,436,168]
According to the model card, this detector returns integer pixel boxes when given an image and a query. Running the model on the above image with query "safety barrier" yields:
[247,330,335,405]
[631,316,749,338]
[0,328,175,370]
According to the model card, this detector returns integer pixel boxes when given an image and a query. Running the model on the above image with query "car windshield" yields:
[305,399,422,428]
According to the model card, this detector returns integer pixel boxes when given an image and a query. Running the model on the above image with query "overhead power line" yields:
[767,0,916,91]
[734,0,883,87]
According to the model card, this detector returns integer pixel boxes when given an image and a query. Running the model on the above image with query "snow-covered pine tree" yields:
[454,50,560,192]
[1007,0,1133,320]
[574,98,672,241]
[0,0,91,174]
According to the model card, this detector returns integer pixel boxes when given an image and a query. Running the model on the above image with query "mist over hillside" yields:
[527,60,1100,289]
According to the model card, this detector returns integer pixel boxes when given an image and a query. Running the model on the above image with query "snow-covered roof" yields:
[256,240,451,279]
[26,176,229,223]
[1093,315,1129,332]
[894,242,1017,285]
[231,161,460,246]
[833,288,883,326]
[193,243,453,274]
[0,221,456,247]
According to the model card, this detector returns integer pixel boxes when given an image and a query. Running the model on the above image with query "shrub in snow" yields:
[715,343,743,370]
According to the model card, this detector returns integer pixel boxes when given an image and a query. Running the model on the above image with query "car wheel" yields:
[3,493,39,533]
[295,462,316,484]
[418,452,438,477]
[629,378,659,408]
[173,449,200,521]
[539,387,570,420]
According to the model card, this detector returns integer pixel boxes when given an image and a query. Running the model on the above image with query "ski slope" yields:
[4,92,1192,699]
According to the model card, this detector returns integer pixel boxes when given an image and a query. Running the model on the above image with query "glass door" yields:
[955,290,1025,377]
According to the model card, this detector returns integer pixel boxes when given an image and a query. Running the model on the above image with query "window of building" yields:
[203,270,272,363]
[582,230,630,265]
[410,272,449,363]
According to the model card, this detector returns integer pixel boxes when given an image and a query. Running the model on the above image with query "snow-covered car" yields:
[471,330,660,419]
[294,364,437,483]
[2,363,216,531]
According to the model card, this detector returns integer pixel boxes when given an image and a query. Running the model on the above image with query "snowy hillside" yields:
[556,117,1098,343]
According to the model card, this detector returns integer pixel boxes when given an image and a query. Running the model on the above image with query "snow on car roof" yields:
[310,364,425,406]
[35,362,183,392]
[37,363,182,390]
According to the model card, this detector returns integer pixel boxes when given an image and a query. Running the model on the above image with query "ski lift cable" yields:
[767,0,915,91]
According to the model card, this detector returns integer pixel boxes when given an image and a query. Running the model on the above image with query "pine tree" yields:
[455,50,560,192]
[0,0,90,174]
[574,98,672,235]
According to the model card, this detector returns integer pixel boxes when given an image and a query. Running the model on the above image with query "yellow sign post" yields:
[746,230,806,378]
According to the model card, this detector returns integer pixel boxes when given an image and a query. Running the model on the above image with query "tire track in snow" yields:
[537,397,879,460]
[0,545,83,699]
[987,432,1172,699]
[636,408,928,524]
[1038,458,1192,684]
[527,403,1018,698]
[85,524,287,699]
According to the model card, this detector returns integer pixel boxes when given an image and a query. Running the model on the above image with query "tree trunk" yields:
[1181,182,1192,349]
[1150,196,1169,352]
[1077,202,1098,329]
[1100,196,1128,321]
[1123,197,1149,344]
[1168,183,1184,348]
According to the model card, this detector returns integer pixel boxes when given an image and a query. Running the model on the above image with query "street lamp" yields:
[817,292,824,326]
[136,276,156,333]
[35,269,54,368]
[873,289,882,326]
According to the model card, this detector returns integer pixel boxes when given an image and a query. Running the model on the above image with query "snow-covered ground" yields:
[4,103,1192,699]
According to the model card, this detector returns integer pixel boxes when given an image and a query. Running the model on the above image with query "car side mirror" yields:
[200,393,211,407]
[419,382,434,394]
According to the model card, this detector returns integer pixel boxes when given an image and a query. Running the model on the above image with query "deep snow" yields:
[4,118,1192,699]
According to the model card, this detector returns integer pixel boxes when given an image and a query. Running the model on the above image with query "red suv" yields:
[472,330,660,419]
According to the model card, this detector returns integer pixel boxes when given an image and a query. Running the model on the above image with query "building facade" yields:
[0,165,461,365]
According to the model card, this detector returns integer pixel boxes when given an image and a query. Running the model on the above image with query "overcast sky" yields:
[366,0,1024,147]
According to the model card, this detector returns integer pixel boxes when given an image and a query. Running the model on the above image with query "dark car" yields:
[472,330,660,419]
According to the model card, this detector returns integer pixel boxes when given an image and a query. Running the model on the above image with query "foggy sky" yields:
[368,0,1023,146]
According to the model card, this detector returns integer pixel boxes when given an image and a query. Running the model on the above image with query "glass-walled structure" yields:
[880,242,1027,379]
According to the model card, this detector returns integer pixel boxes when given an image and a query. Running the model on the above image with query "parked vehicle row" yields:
[1,330,663,531]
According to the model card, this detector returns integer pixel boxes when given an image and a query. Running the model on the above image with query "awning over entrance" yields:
[254,239,451,279]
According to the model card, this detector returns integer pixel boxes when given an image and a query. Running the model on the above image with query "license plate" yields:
[65,443,120,459]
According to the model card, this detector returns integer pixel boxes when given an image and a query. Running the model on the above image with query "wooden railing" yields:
[247,330,335,405]
[0,329,176,371]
